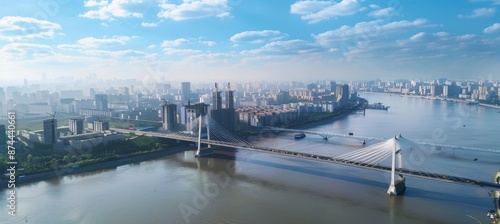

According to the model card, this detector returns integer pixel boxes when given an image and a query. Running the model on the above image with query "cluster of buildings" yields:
[355,79,500,102]
[17,116,121,150]
[0,78,363,150]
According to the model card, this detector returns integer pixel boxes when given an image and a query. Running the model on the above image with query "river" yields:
[1,92,500,224]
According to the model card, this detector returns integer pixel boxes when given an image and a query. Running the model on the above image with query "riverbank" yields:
[479,103,500,109]
[285,99,367,130]
[0,144,193,188]
[360,91,500,109]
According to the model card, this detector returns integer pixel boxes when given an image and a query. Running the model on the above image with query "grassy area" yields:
[0,135,183,176]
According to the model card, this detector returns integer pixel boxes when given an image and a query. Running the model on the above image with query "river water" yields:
[2,93,500,224]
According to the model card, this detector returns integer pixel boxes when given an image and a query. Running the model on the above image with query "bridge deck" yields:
[262,127,500,153]
[113,128,500,189]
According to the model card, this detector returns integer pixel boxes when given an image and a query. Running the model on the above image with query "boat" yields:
[365,102,389,110]
[294,133,306,139]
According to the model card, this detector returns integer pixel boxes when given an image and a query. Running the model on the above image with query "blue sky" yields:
[0,0,499,83]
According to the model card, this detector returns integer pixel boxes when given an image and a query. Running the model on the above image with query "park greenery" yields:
[0,135,182,176]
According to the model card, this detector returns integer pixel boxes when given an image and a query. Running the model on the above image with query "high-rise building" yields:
[211,83,235,132]
[95,94,108,111]
[0,124,6,147]
[0,87,5,102]
[275,90,290,105]
[181,82,191,101]
[226,83,234,109]
[330,81,337,93]
[69,118,84,135]
[340,84,350,106]
[335,84,343,100]
[212,83,222,110]
[93,120,109,132]
[118,87,130,95]
[43,118,58,145]
[162,102,177,131]
[180,102,208,124]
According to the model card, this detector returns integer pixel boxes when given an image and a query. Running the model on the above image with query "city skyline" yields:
[1,0,500,83]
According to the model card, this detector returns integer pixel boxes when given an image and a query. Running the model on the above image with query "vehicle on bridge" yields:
[294,133,306,139]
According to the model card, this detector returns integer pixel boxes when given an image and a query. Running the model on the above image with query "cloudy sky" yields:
[1,0,499,83]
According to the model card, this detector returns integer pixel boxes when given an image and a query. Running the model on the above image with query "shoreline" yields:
[1,145,193,188]
[360,91,500,109]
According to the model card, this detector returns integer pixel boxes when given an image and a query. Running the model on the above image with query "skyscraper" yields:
[95,94,108,111]
[211,83,235,132]
[341,84,350,106]
[69,118,84,135]
[162,102,177,131]
[330,81,337,93]
[43,118,58,145]
[225,82,234,109]
[0,124,6,147]
[181,82,191,101]
[212,83,222,110]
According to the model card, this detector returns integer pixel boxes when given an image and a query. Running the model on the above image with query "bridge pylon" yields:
[195,115,203,157]
[387,135,406,195]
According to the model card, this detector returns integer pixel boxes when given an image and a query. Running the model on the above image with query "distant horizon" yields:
[2,75,500,84]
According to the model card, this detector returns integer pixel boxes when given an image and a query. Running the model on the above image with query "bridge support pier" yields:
[489,171,500,222]
[195,115,202,157]
[387,135,406,195]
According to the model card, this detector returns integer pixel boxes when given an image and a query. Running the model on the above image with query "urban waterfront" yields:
[2,92,500,224]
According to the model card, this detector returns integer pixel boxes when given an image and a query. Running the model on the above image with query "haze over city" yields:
[1,0,500,83]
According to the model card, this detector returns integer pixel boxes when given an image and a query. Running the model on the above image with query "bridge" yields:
[112,114,500,195]
[262,127,500,153]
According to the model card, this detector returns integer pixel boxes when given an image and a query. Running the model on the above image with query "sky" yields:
[0,0,499,84]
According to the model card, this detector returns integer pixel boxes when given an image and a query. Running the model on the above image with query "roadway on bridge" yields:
[112,128,500,189]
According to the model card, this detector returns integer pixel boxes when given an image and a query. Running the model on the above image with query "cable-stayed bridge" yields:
[112,114,500,195]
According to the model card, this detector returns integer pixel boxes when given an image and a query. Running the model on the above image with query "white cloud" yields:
[230,30,287,44]
[369,7,397,18]
[84,0,109,7]
[314,19,431,47]
[469,0,500,5]
[242,39,325,55]
[163,48,201,55]
[161,38,189,48]
[484,23,500,33]
[57,36,133,50]
[158,0,231,21]
[458,7,496,18]
[78,36,131,47]
[0,43,55,59]
[344,31,500,63]
[80,0,153,20]
[141,22,158,27]
[290,0,362,23]
[83,49,148,58]
[200,40,217,46]
[409,32,426,41]
[0,16,61,41]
